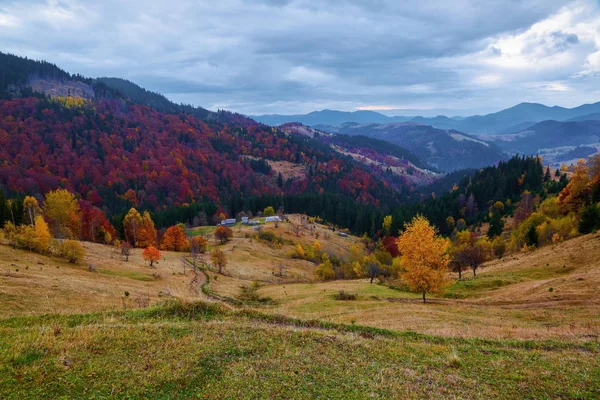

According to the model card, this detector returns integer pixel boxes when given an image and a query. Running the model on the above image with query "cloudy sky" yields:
[1,0,600,115]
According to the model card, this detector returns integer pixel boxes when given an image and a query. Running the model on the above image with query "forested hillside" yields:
[0,52,420,231]
[0,53,567,240]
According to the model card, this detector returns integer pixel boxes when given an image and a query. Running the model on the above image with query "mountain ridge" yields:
[252,101,600,134]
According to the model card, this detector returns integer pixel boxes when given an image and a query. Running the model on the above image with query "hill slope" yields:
[0,53,415,219]
[322,123,506,172]
[1,225,599,398]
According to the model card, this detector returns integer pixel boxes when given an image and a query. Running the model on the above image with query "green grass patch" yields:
[444,265,575,299]
[445,276,522,298]
[186,226,215,237]
[10,349,47,367]
[98,268,155,281]
[0,300,598,399]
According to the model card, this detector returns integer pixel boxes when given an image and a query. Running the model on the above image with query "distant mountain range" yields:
[253,102,600,135]
[480,120,600,166]
[317,123,506,172]
[253,110,414,126]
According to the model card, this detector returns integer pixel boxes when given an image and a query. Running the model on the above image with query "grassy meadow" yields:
[1,217,599,397]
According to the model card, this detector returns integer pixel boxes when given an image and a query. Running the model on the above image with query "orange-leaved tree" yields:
[137,211,157,248]
[161,225,189,251]
[214,225,233,244]
[396,215,450,303]
[143,246,161,267]
[559,159,591,214]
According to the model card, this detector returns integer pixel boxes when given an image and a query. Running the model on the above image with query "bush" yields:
[332,290,357,301]
[492,236,506,259]
[58,240,86,263]
[256,230,289,247]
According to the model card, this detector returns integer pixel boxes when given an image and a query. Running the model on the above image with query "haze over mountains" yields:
[253,101,600,135]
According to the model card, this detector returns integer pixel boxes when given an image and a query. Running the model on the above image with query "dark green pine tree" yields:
[544,167,551,182]
[487,212,504,238]
[579,204,600,234]
[525,224,539,247]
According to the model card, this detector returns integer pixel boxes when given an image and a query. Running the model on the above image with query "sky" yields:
[1,0,600,116]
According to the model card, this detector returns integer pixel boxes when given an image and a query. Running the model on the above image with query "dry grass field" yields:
[0,241,206,316]
[1,218,599,398]
[0,216,355,316]
[257,233,600,341]
[1,218,599,343]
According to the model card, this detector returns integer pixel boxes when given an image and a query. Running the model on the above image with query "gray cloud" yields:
[0,0,599,115]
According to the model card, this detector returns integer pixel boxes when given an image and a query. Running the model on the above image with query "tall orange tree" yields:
[161,225,189,251]
[396,215,450,303]
[137,211,157,247]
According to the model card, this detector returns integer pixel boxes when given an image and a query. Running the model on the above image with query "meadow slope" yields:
[1,301,599,399]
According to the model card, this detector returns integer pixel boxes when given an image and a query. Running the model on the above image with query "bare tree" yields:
[181,256,187,275]
[120,242,132,262]
[290,223,301,237]
[273,263,287,277]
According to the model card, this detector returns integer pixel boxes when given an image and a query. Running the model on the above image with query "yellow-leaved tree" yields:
[396,215,450,303]
[34,215,51,253]
[123,208,143,247]
[43,189,80,240]
[315,253,334,281]
[23,196,42,226]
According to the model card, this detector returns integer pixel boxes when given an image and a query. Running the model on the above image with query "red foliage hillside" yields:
[0,97,401,211]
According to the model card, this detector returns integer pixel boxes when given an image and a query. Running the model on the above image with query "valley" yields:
[1,216,599,398]
[1,50,600,398]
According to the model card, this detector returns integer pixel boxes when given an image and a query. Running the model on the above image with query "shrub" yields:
[332,290,357,300]
[256,230,289,247]
[263,206,275,217]
[492,236,506,259]
[58,240,86,263]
